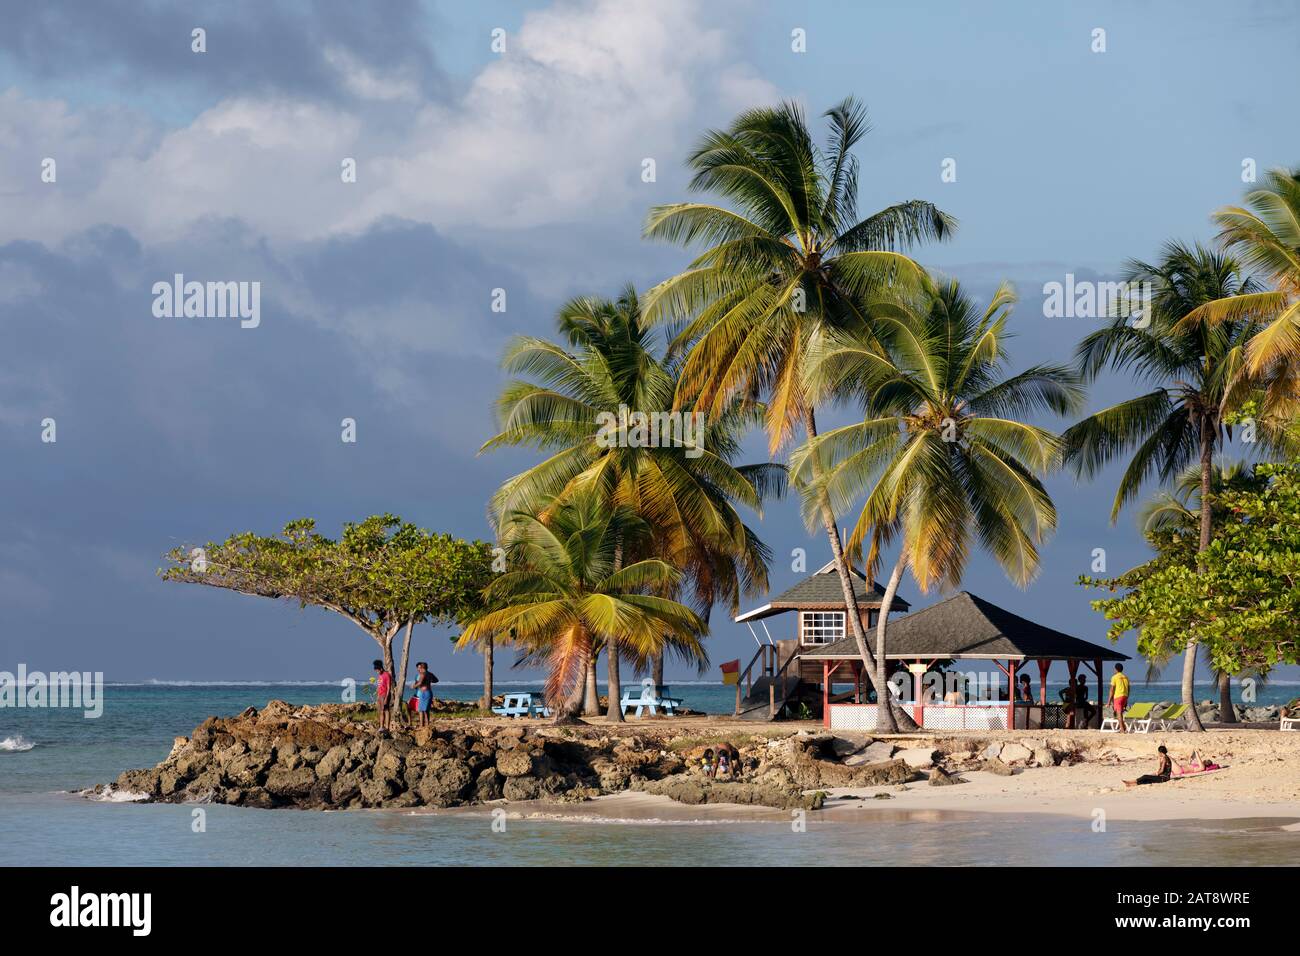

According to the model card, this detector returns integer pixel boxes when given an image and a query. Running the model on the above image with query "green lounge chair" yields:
[1156,703,1191,730]
[1100,701,1155,732]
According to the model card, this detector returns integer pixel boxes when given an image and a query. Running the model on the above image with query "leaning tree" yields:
[161,515,495,710]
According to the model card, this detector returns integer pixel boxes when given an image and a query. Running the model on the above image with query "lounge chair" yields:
[1100,701,1155,733]
[1282,715,1299,732]
[1156,703,1191,730]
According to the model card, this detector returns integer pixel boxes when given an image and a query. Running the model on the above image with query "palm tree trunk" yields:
[1217,671,1236,724]
[802,408,901,732]
[607,647,623,721]
[583,651,600,716]
[481,634,494,711]
[554,646,589,724]
[553,627,592,724]
[606,539,625,721]
[652,651,664,689]
[1181,423,1214,731]
[874,548,908,732]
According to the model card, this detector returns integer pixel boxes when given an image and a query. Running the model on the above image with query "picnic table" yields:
[619,684,683,717]
[491,691,551,718]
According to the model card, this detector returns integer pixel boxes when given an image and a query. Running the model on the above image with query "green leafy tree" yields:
[1081,460,1300,687]
[162,516,495,710]
[459,494,705,722]
[1063,242,1285,728]
[1137,462,1268,721]
[793,278,1081,729]
[481,287,779,720]
[642,97,954,724]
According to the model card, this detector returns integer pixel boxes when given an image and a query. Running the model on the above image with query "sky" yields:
[2,0,1297,685]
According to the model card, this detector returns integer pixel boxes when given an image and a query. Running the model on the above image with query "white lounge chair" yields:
[1100,701,1155,732]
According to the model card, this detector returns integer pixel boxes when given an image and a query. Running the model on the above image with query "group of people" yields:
[1124,746,1222,787]
[699,743,743,779]
[372,659,439,731]
[933,666,1128,732]
[1034,663,1132,729]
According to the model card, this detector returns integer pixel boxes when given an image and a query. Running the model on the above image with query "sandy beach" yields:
[439,721,1300,827]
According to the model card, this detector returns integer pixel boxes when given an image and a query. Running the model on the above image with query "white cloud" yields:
[0,0,776,246]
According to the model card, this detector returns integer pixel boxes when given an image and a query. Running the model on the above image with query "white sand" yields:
[449,725,1300,826]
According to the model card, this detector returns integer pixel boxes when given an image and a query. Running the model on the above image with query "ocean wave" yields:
[0,735,36,752]
[79,785,148,803]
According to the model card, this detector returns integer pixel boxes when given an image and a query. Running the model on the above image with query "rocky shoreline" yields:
[90,699,1146,814]
[93,698,1291,814]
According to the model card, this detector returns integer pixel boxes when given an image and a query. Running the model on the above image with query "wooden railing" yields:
[734,644,775,716]
[733,643,803,719]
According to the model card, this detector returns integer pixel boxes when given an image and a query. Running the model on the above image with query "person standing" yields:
[1074,675,1097,728]
[410,661,437,728]
[1107,663,1131,732]
[1016,674,1034,702]
[373,660,392,731]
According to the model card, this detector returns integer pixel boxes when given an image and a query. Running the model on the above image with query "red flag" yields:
[720,659,741,685]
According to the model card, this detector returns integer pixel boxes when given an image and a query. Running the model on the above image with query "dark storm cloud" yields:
[0,0,445,104]
[0,219,540,679]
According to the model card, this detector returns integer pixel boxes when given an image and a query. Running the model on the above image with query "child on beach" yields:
[373,660,392,731]
[700,748,715,776]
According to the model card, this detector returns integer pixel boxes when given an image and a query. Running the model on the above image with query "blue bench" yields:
[620,684,683,717]
[491,692,551,718]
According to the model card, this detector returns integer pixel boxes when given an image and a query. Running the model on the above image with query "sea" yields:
[1,681,1296,867]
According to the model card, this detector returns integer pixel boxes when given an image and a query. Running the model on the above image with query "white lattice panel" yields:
[828,704,878,730]
[920,704,1008,730]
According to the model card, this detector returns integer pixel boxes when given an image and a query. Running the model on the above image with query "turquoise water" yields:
[1,682,1296,867]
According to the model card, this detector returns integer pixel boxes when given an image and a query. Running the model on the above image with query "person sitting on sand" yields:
[373,660,392,731]
[1124,745,1173,787]
[409,661,437,728]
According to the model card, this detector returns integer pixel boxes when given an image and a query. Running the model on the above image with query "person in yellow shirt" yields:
[1107,663,1131,732]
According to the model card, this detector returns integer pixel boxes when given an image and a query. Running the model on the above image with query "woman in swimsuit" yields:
[1175,750,1220,774]
[1124,745,1173,787]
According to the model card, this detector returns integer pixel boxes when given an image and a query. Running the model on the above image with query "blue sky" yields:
[1,0,1297,684]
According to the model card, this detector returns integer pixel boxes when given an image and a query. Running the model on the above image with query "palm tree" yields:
[792,278,1081,730]
[1138,461,1267,723]
[481,287,780,720]
[642,97,955,727]
[459,495,704,722]
[1182,168,1300,418]
[1063,241,1282,730]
